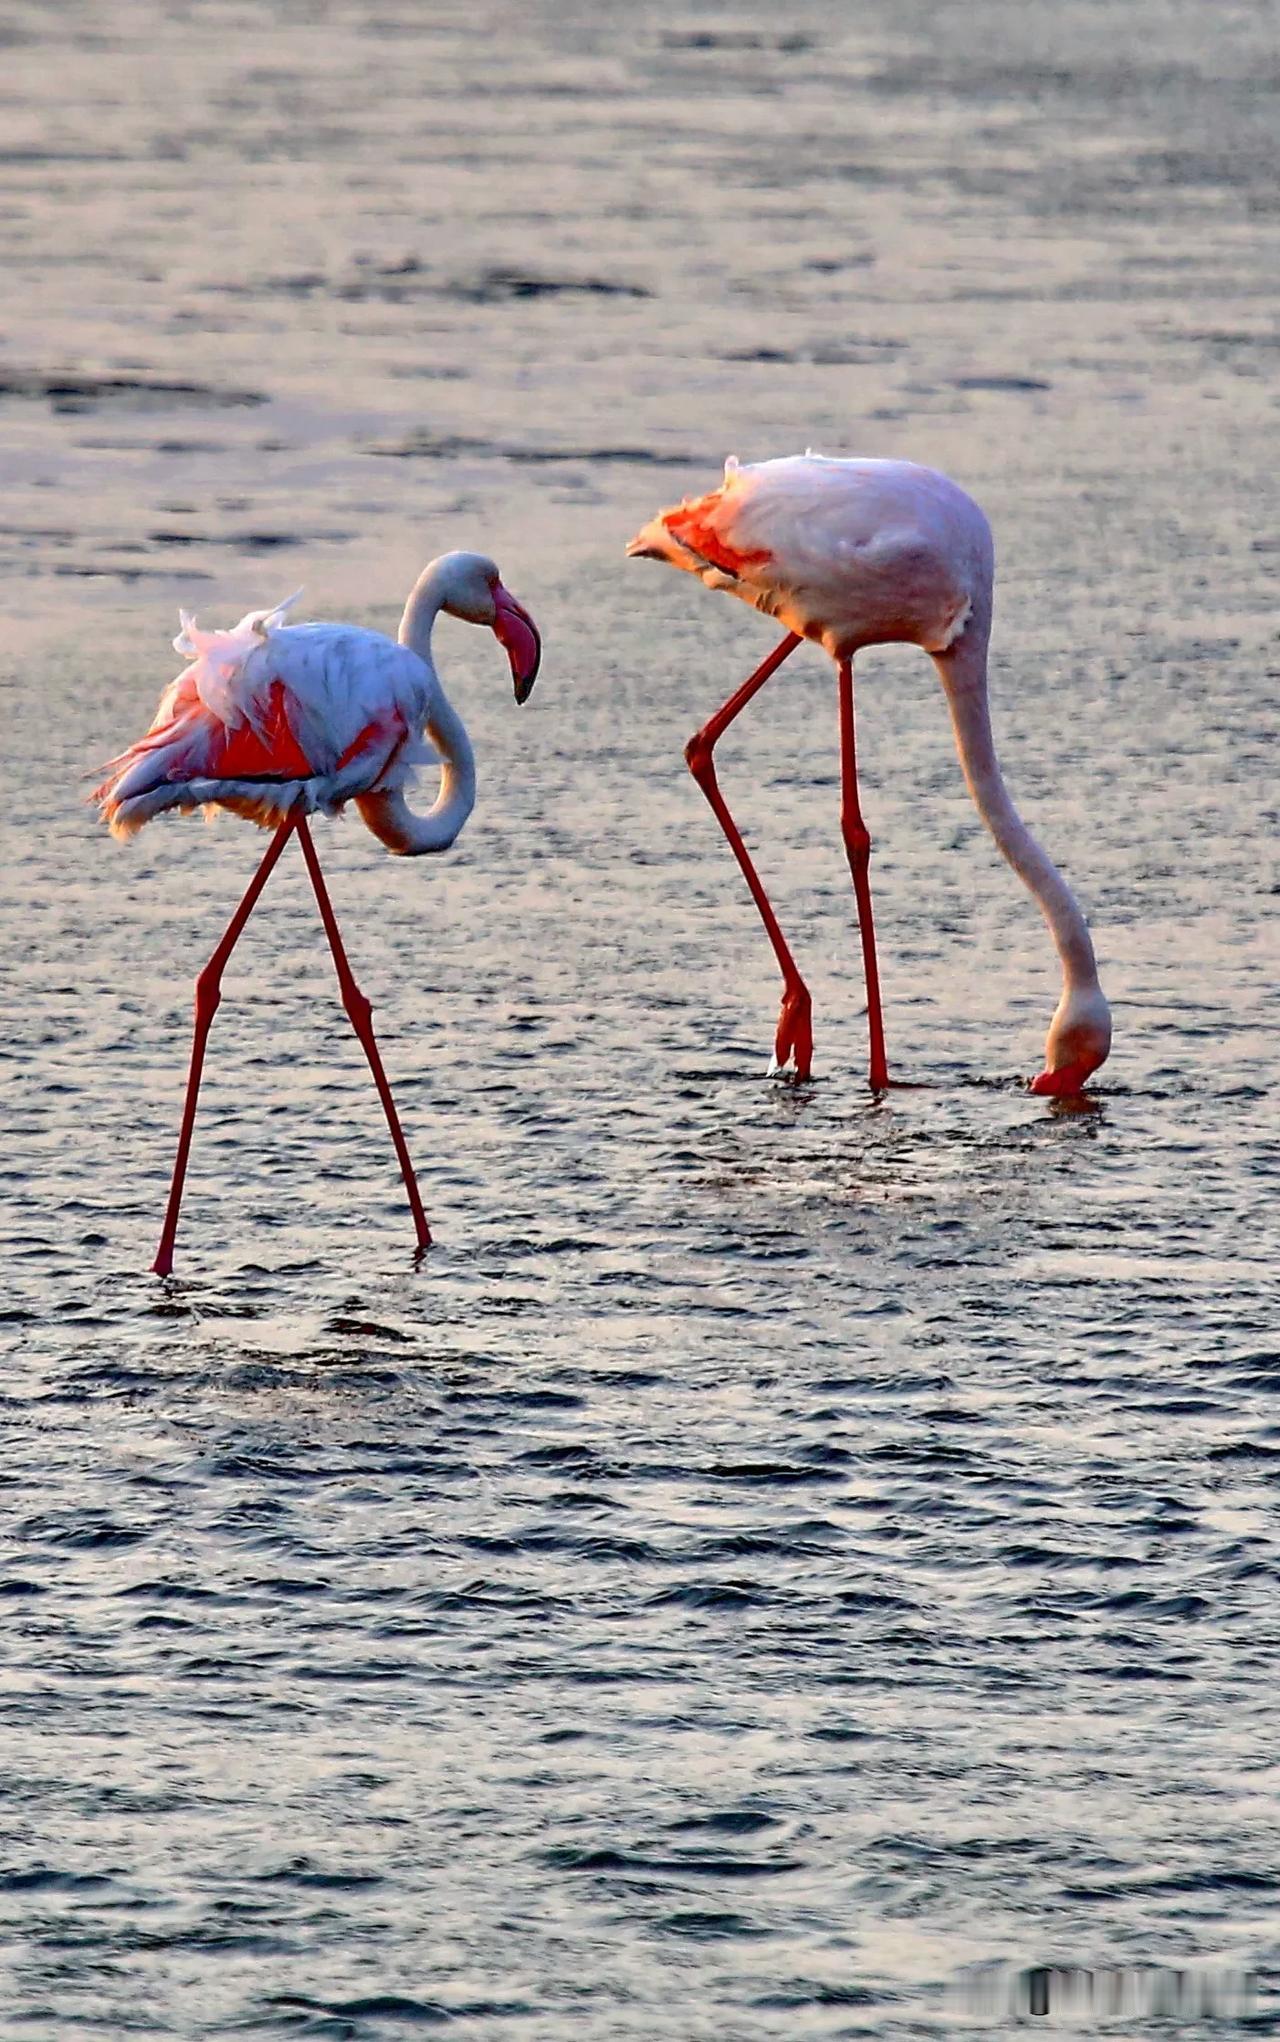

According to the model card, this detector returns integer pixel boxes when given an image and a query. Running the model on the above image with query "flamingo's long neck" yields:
[934,633,1101,994]
[355,568,477,857]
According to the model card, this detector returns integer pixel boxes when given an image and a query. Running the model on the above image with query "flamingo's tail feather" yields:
[94,731,404,841]
[103,776,312,839]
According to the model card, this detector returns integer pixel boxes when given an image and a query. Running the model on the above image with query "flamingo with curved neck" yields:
[354,552,539,855]
[94,549,542,1271]
[627,453,1110,1094]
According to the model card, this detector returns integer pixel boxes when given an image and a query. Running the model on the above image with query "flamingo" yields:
[627,454,1111,1094]
[94,551,542,1275]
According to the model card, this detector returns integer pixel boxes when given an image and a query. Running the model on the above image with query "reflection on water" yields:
[2,0,1278,2034]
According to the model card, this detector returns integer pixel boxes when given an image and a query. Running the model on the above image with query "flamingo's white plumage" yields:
[96,551,541,853]
[628,454,1111,1096]
[96,551,542,1275]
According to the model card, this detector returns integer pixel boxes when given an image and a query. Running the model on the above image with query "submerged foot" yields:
[769,983,813,1080]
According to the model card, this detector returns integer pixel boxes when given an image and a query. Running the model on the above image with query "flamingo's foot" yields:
[769,983,813,1080]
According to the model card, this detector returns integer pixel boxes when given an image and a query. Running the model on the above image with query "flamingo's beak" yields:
[1029,1060,1101,1097]
[492,585,541,703]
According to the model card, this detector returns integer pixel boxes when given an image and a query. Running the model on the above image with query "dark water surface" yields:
[3,1,1279,2034]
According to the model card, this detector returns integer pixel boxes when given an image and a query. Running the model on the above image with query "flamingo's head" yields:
[434,551,542,703]
[1030,983,1112,1097]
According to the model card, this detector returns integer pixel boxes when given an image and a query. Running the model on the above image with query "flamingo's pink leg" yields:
[684,632,814,1076]
[837,657,889,1091]
[152,811,299,1277]
[294,818,432,1257]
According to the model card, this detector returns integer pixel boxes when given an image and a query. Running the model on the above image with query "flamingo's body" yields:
[98,554,541,853]
[96,552,542,1273]
[628,454,1111,1095]
[99,602,441,839]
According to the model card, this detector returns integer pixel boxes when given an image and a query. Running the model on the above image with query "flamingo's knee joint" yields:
[341,984,373,1032]
[685,731,717,784]
[194,971,223,1022]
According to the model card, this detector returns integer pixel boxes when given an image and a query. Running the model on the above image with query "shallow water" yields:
[2,0,1279,2035]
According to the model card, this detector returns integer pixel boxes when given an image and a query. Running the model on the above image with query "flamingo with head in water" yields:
[627,453,1111,1094]
[95,551,541,1274]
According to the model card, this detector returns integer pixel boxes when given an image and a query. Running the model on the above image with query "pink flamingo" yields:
[95,552,541,1275]
[628,454,1111,1094]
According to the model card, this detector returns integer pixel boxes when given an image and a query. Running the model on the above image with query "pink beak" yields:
[492,584,541,703]
[1030,1061,1100,1097]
